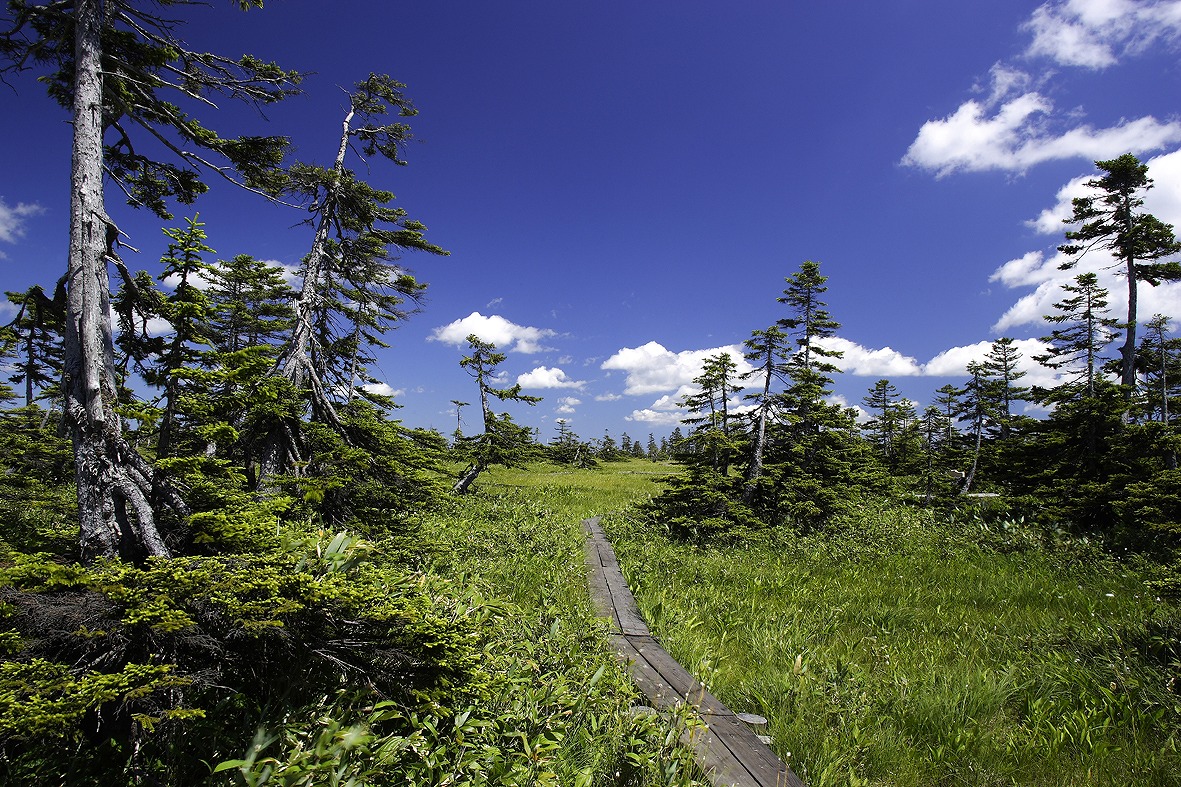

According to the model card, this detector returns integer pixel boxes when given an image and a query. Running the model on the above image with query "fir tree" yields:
[452,335,540,493]
[1058,154,1181,390]
[2,0,300,561]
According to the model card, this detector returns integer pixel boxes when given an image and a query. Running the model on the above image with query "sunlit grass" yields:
[412,459,1180,785]
[599,496,1181,786]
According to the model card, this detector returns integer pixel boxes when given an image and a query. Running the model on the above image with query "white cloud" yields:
[903,7,1181,178]
[555,396,581,414]
[1024,0,1181,69]
[921,338,1061,388]
[363,382,405,398]
[517,366,586,389]
[817,337,924,376]
[600,341,751,395]
[903,94,1181,176]
[594,392,622,402]
[429,312,556,353]
[625,408,687,426]
[0,198,45,256]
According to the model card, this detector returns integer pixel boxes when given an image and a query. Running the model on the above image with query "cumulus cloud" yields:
[902,93,1181,176]
[922,338,1061,388]
[0,198,44,257]
[817,337,924,376]
[429,312,556,353]
[903,4,1181,178]
[625,408,688,426]
[517,366,586,389]
[555,396,581,414]
[363,382,405,398]
[1024,0,1181,68]
[600,341,751,395]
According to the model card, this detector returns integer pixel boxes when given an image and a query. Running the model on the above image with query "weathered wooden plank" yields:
[698,714,804,787]
[585,520,651,636]
[683,718,760,787]
[603,568,650,635]
[609,634,686,710]
[627,636,733,717]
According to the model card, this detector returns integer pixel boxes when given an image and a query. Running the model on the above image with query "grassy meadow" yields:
[455,459,1180,786]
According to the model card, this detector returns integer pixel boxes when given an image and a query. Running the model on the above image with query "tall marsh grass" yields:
[602,493,1181,786]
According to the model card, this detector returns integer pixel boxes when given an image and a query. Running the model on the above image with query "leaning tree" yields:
[260,73,447,481]
[452,335,540,494]
[1,0,300,561]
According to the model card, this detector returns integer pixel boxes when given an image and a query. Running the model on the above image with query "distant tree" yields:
[1035,273,1120,403]
[1058,153,1181,390]
[452,335,540,493]
[740,324,791,496]
[1137,314,1181,425]
[4,281,66,408]
[205,254,294,356]
[646,433,660,460]
[981,337,1029,439]
[1,0,300,561]
[597,431,620,461]
[1033,274,1126,483]
[862,379,906,467]
[450,399,471,441]
[680,352,740,472]
[956,362,992,495]
[777,260,843,434]
[548,419,594,467]
[919,404,954,504]
[146,217,216,461]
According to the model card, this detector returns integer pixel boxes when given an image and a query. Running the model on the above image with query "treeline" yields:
[647,154,1181,556]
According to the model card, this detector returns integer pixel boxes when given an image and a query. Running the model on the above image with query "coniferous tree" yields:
[266,74,446,478]
[862,379,905,468]
[981,337,1029,439]
[1058,153,1181,390]
[956,362,993,495]
[1138,314,1181,424]
[148,217,217,462]
[680,352,740,472]
[206,254,294,357]
[452,335,540,493]
[740,324,791,496]
[4,282,66,408]
[1035,273,1120,403]
[1,0,300,561]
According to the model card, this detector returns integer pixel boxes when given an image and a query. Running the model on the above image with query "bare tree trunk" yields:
[452,462,485,495]
[958,421,982,496]
[64,0,170,562]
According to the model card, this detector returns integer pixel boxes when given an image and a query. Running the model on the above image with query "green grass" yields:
[601,496,1181,786]
[388,458,704,786]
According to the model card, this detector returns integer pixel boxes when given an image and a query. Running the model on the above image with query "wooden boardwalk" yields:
[582,517,805,787]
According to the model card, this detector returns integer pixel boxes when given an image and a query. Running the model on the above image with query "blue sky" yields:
[3,0,1181,441]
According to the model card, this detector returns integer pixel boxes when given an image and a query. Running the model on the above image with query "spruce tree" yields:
[2,0,300,561]
[4,282,65,408]
[1058,154,1181,390]
[266,74,446,478]
[452,335,541,493]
